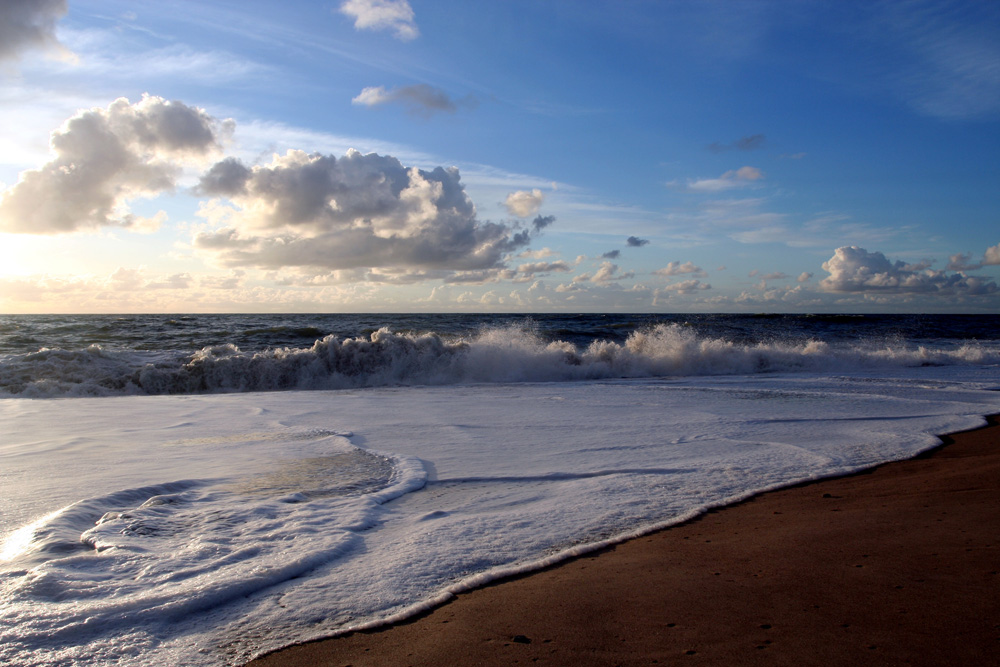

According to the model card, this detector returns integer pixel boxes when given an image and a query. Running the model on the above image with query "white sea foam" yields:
[1,365,999,665]
[2,324,997,397]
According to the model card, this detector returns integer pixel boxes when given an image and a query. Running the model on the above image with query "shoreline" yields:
[248,415,1000,666]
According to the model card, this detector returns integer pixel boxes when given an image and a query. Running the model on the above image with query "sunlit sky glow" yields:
[1,0,998,313]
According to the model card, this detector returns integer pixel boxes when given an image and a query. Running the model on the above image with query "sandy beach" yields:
[248,415,1000,667]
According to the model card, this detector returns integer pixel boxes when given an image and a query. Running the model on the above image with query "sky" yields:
[0,0,998,314]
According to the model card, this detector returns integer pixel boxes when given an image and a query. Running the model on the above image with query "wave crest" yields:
[1,324,996,398]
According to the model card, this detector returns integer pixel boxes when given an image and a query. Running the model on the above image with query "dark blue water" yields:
[2,313,998,354]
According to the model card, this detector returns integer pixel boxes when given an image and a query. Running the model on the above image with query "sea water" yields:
[1,314,999,665]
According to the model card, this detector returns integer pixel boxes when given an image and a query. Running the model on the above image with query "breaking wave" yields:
[1,323,997,398]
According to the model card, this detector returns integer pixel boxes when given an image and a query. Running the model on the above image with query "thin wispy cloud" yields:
[677,166,764,193]
[339,0,419,41]
[707,134,765,153]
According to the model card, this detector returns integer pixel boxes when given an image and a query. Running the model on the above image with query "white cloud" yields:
[653,261,706,277]
[588,261,633,283]
[985,243,1000,266]
[0,95,232,234]
[0,0,74,63]
[797,272,813,283]
[504,188,544,217]
[353,84,471,116]
[820,246,997,296]
[339,0,419,41]
[679,166,764,193]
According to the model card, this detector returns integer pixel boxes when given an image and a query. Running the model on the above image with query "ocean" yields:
[1,313,999,665]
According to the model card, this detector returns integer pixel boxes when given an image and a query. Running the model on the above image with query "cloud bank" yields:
[0,96,231,234]
[820,246,996,296]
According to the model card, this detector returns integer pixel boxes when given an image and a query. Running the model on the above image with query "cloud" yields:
[985,243,1000,265]
[601,249,621,259]
[626,236,649,247]
[352,84,473,116]
[658,279,711,294]
[0,95,231,234]
[193,148,533,275]
[339,0,418,41]
[820,246,997,296]
[707,134,765,153]
[519,247,556,259]
[872,1,1000,119]
[0,0,73,63]
[797,272,813,283]
[504,188,544,217]
[531,214,555,232]
[653,261,706,277]
[680,166,764,193]
[516,261,571,278]
[577,261,634,284]
[948,244,1000,270]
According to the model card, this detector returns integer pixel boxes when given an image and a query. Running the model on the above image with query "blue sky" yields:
[1,0,998,313]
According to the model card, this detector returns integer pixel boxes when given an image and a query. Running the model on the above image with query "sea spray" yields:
[2,322,997,398]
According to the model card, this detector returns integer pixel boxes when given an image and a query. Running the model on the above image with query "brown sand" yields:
[248,416,1000,667]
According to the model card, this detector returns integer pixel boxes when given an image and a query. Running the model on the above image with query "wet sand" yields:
[248,415,1000,666]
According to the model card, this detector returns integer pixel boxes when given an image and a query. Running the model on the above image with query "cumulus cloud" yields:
[653,261,706,277]
[352,84,473,116]
[708,134,765,153]
[626,236,649,247]
[504,188,544,217]
[601,249,621,259]
[0,96,231,234]
[986,243,1000,265]
[820,246,997,295]
[339,0,418,40]
[797,272,813,283]
[193,148,533,275]
[678,166,764,193]
[574,261,634,284]
[0,0,73,63]
[947,243,1000,270]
